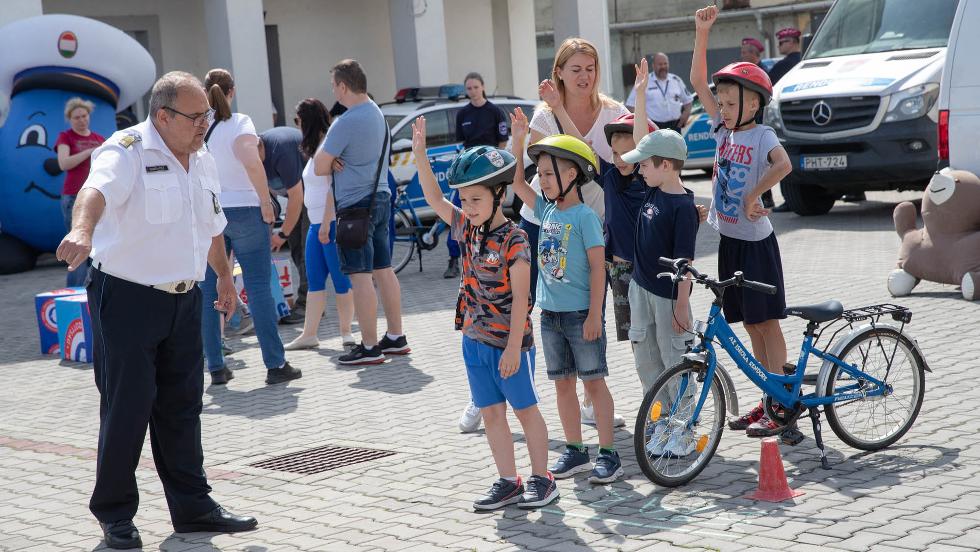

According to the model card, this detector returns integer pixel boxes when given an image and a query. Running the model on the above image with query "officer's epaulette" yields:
[118,132,142,149]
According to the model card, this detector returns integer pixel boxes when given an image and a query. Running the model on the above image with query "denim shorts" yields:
[540,309,608,381]
[338,192,392,275]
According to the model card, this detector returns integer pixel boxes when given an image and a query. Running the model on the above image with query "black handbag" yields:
[334,123,389,249]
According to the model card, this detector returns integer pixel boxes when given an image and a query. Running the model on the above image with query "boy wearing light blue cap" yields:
[622,127,701,457]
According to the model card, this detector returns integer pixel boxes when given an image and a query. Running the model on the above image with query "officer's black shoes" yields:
[278,310,305,325]
[172,505,258,534]
[101,520,142,549]
[265,362,302,385]
[210,367,235,385]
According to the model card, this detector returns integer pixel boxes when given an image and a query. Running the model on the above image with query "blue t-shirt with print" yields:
[322,100,390,209]
[533,193,605,312]
[633,187,699,299]
[597,159,648,262]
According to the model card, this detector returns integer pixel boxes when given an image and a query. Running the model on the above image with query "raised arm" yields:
[536,79,585,142]
[691,5,720,122]
[509,107,537,212]
[411,116,455,224]
[633,58,651,146]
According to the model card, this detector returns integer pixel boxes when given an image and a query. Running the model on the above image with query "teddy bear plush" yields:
[888,168,980,300]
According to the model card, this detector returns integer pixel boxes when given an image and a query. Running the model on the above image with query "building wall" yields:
[444,0,499,91]
[263,0,396,121]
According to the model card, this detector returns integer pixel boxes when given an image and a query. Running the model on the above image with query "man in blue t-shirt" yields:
[259,126,307,309]
[622,129,700,458]
[313,59,408,365]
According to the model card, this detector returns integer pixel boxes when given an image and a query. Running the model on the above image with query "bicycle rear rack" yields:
[813,303,912,350]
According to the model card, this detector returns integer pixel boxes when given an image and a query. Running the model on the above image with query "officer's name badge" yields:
[210,191,221,214]
[145,165,169,173]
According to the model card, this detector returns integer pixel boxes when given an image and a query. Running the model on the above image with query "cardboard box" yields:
[35,287,86,355]
[55,294,93,363]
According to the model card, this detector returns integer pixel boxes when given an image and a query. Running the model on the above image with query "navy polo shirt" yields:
[597,159,648,262]
[455,101,509,148]
[632,186,700,299]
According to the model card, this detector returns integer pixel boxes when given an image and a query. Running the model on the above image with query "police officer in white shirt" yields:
[56,71,257,550]
[625,52,694,133]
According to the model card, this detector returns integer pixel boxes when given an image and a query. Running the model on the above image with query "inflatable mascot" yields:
[888,168,980,301]
[0,14,155,274]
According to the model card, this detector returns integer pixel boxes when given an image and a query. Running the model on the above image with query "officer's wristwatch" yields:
[276,230,288,240]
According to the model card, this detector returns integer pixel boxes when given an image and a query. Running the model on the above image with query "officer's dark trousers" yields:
[87,268,218,523]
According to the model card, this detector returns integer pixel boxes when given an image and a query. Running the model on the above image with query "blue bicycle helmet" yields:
[447,146,517,189]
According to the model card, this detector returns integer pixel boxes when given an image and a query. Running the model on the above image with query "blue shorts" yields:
[718,232,787,325]
[463,336,539,410]
[338,192,392,275]
[540,309,608,381]
[305,222,352,294]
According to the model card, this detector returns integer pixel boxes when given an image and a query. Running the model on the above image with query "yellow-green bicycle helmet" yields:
[526,134,599,202]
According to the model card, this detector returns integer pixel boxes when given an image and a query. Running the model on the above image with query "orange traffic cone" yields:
[746,437,804,502]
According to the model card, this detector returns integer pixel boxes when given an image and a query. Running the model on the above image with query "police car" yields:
[680,93,716,171]
[381,85,537,216]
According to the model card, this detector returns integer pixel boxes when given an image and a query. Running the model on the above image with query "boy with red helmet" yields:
[691,4,803,445]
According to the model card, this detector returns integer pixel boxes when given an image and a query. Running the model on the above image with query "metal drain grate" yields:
[249,445,397,475]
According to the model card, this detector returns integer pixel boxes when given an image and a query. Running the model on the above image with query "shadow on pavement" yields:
[204,383,303,419]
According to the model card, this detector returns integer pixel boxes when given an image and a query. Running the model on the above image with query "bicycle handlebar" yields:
[658,257,777,296]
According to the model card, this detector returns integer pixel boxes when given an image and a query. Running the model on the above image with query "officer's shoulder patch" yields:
[119,133,142,149]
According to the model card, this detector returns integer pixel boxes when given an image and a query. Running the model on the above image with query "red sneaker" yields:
[728,402,764,430]
[746,415,787,437]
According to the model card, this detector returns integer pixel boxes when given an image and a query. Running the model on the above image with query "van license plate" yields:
[802,155,848,171]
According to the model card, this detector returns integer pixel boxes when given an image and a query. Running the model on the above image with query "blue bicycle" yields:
[635,258,929,487]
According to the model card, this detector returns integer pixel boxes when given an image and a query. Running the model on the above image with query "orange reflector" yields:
[649,401,662,421]
[695,434,709,453]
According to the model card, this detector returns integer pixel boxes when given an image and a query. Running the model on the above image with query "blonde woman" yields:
[56,97,105,286]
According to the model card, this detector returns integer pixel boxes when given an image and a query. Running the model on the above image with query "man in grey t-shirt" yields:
[314,59,409,365]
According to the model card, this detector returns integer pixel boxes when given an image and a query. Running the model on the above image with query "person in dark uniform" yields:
[446,72,510,279]
[56,71,256,550]
[768,28,804,212]
[259,125,309,310]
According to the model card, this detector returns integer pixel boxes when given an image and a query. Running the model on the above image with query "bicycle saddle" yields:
[784,300,844,323]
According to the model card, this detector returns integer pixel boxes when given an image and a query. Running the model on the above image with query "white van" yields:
[766,0,960,215]
[938,0,979,174]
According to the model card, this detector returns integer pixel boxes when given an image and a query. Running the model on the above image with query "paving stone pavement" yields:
[1,176,979,552]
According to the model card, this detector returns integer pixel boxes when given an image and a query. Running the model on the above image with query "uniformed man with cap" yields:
[625,53,693,133]
[57,71,257,549]
[768,28,803,86]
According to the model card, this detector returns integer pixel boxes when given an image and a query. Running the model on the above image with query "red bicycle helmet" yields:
[603,113,657,146]
[712,62,773,105]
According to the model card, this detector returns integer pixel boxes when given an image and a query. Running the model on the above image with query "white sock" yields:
[503,476,518,483]
[342,334,355,343]
[386,332,403,340]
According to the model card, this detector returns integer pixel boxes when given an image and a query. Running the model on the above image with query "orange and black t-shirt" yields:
[451,208,534,351]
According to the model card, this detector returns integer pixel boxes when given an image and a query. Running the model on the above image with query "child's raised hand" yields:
[538,79,561,109]
[634,57,650,92]
[510,107,529,145]
[411,116,427,159]
[695,5,718,31]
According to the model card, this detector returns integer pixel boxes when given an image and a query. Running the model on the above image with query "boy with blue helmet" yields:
[412,117,558,510]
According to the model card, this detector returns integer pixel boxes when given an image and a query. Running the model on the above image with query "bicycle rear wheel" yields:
[634,361,726,487]
[391,209,416,274]
[824,327,925,451]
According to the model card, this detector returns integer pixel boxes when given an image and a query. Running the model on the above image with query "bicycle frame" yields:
[684,302,890,426]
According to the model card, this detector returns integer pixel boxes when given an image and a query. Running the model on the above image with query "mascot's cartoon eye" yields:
[18,124,48,149]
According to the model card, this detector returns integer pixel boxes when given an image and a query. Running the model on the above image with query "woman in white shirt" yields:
[200,68,299,386]
[519,38,628,428]
[284,99,355,350]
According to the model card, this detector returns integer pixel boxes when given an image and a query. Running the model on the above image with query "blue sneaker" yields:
[550,445,592,479]
[473,477,524,511]
[589,450,624,484]
[517,473,559,509]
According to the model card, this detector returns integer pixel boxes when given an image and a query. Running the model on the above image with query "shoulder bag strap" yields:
[204,121,219,145]
[366,122,390,213]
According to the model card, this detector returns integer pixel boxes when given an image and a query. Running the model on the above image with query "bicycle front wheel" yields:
[824,327,926,451]
[634,361,726,487]
[391,209,416,274]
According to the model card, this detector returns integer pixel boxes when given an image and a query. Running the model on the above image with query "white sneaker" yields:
[645,422,669,457]
[581,401,627,428]
[458,403,482,433]
[284,334,319,351]
[665,427,696,457]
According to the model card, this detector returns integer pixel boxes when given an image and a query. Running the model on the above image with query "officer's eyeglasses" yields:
[164,106,215,127]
